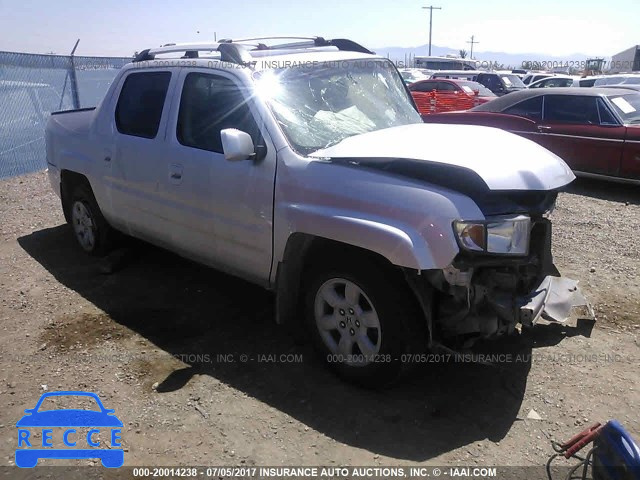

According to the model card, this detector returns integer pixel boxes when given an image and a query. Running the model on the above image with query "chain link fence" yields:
[0,51,131,179]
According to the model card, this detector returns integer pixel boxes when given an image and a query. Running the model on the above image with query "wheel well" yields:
[60,170,91,222]
[302,236,402,277]
[275,234,423,327]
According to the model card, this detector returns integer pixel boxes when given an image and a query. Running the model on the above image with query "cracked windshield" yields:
[254,59,422,154]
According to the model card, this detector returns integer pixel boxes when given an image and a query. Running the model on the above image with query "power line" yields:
[422,6,442,56]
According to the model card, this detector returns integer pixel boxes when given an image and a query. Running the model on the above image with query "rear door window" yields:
[410,82,437,92]
[436,82,456,91]
[503,96,543,121]
[115,72,171,139]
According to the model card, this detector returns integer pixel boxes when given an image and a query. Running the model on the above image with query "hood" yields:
[310,123,575,191]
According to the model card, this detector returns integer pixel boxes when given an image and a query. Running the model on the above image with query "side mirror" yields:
[220,128,255,161]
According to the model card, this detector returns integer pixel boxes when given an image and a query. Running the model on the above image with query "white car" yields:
[45,36,590,386]
[522,72,555,85]
[528,75,601,88]
[399,68,431,84]
[593,74,640,86]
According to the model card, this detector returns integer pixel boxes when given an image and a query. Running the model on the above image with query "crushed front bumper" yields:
[411,218,594,344]
[519,275,593,326]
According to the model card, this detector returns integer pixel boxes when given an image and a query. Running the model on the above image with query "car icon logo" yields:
[15,391,124,468]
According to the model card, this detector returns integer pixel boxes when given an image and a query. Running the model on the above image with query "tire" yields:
[67,183,114,256]
[304,254,425,387]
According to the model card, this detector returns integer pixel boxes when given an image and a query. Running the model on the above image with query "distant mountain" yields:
[373,43,601,70]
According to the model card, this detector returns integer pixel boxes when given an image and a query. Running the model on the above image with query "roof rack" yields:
[133,36,374,65]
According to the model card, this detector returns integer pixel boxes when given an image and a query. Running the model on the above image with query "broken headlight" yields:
[453,215,531,255]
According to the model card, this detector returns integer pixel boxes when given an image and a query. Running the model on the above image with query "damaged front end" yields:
[409,217,593,347]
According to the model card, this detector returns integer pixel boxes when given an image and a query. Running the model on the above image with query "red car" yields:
[408,79,496,115]
[423,87,640,181]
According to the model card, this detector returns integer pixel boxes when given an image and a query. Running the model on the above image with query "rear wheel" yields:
[67,183,114,256]
[304,255,425,387]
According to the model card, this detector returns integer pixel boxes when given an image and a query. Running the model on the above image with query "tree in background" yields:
[459,49,468,59]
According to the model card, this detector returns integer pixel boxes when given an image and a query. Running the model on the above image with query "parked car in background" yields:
[575,77,598,87]
[408,78,495,115]
[45,37,589,386]
[528,75,575,88]
[528,75,579,88]
[528,76,601,89]
[423,87,640,182]
[398,68,431,85]
[429,70,481,81]
[475,72,526,96]
[522,73,555,85]
[593,74,640,86]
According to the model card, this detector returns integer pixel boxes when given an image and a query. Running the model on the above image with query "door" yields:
[433,81,466,113]
[535,95,625,175]
[408,81,437,115]
[621,126,640,179]
[609,93,640,180]
[159,70,277,285]
[477,74,504,95]
[109,70,175,241]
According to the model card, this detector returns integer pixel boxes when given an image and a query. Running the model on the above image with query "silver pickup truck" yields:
[45,37,590,386]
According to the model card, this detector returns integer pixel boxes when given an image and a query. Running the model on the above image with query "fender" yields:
[281,203,455,271]
[272,203,462,325]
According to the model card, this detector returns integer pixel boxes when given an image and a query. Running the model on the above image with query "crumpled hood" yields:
[310,123,575,191]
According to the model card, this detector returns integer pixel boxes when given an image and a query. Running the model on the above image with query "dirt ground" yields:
[0,172,639,473]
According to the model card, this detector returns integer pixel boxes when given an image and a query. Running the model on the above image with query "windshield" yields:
[254,59,422,155]
[500,74,525,88]
[455,81,496,96]
[608,94,640,124]
[622,77,640,85]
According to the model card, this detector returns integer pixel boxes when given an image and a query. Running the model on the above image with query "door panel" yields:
[159,70,276,285]
[537,95,625,175]
[533,124,625,175]
[109,70,175,241]
[621,126,640,179]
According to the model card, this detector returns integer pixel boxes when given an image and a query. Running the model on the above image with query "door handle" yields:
[537,125,552,131]
[170,172,182,179]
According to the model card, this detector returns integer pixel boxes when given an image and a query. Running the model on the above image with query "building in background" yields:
[610,45,640,73]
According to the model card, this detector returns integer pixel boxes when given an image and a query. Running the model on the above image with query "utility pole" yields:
[467,35,479,59]
[422,6,442,56]
[196,31,217,41]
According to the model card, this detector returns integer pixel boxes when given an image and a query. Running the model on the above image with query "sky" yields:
[0,0,637,58]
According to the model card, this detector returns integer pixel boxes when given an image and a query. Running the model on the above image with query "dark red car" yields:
[422,87,640,181]
[408,79,496,115]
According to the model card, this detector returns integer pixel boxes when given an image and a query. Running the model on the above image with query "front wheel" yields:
[304,255,425,387]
